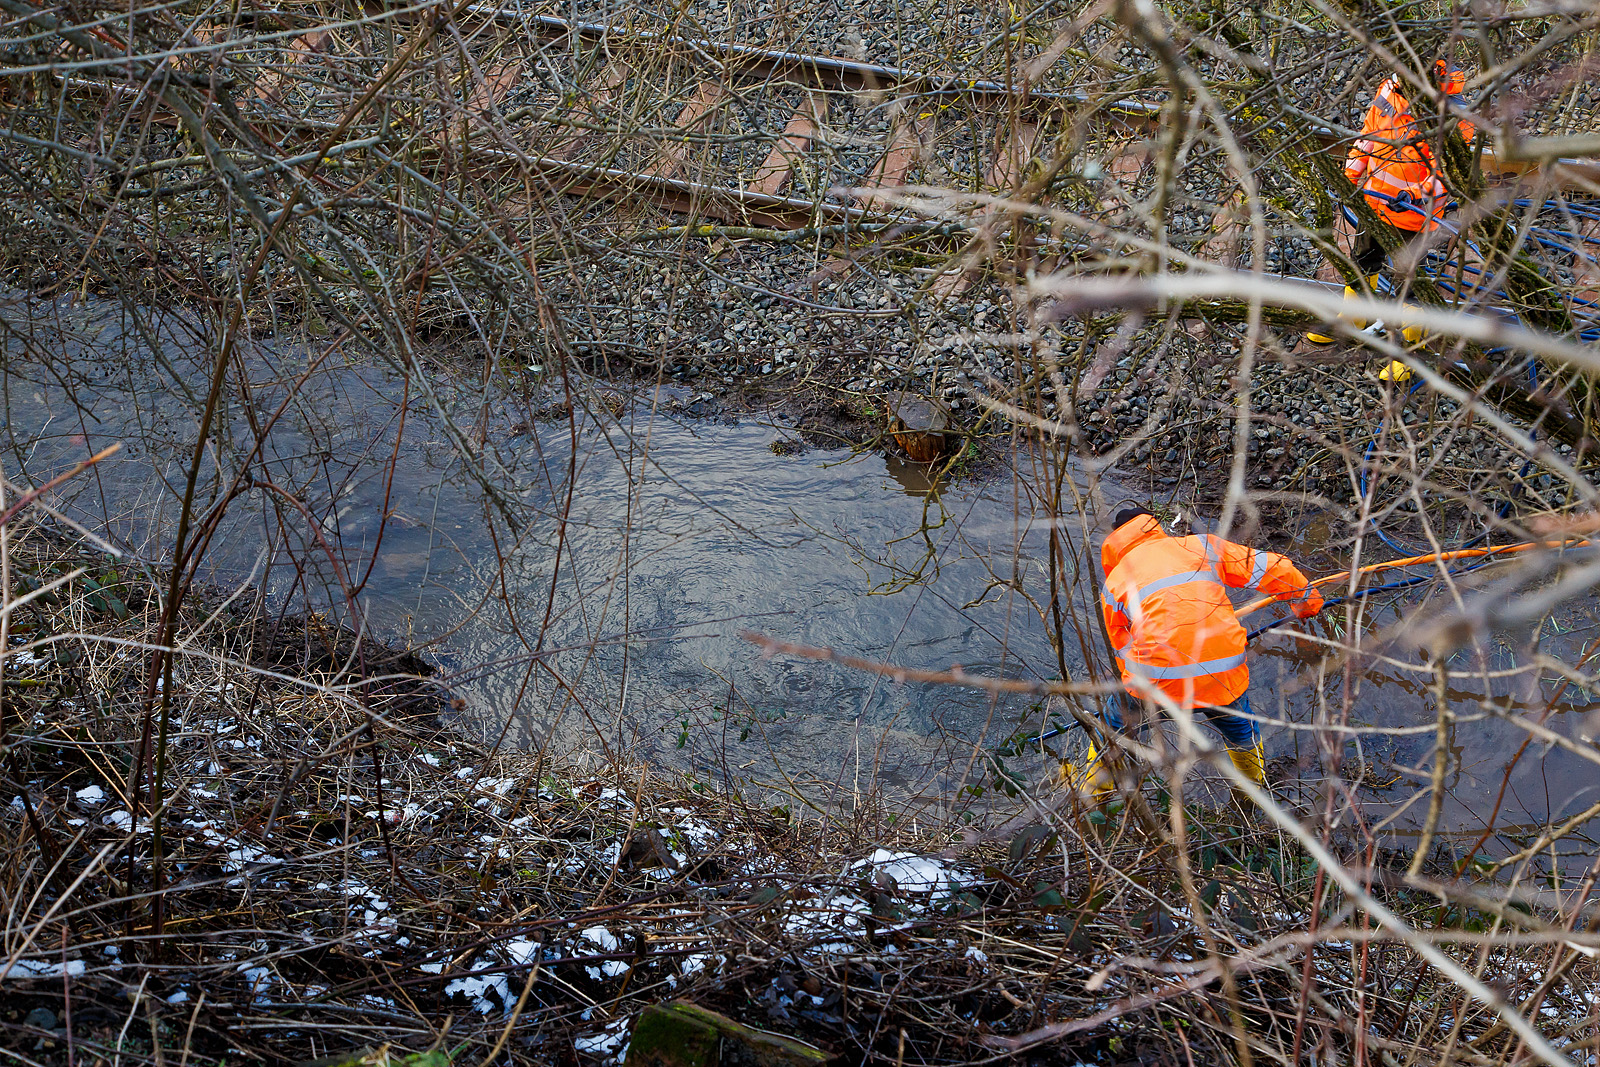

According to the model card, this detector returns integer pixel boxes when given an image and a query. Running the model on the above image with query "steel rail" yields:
[463,144,911,229]
[41,19,1600,234]
[470,5,1167,114]
[477,9,1600,181]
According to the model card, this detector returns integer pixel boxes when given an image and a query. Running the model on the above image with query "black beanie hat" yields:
[1113,506,1154,530]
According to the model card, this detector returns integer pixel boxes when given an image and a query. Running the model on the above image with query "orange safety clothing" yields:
[1345,70,1472,233]
[1345,76,1444,232]
[1100,515,1322,709]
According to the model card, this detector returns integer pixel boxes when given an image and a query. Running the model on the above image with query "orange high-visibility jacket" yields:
[1100,516,1318,709]
[1344,75,1459,233]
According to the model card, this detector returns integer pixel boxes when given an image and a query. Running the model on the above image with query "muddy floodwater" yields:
[4,294,1598,867]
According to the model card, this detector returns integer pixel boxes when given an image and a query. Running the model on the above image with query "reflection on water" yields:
[3,291,1598,869]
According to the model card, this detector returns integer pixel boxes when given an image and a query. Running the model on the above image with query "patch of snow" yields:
[574,1017,630,1063]
[504,939,541,965]
[3,959,86,980]
[854,849,964,893]
[580,927,620,952]
[579,927,628,979]
[239,964,274,1003]
[445,970,511,1014]
[75,784,106,807]
[223,842,282,872]
[668,952,716,987]
[476,777,518,797]
[167,990,190,1004]
[365,803,433,826]
[103,810,135,831]
[785,893,869,943]
[672,818,717,850]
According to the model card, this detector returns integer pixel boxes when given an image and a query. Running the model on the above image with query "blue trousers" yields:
[1100,691,1259,750]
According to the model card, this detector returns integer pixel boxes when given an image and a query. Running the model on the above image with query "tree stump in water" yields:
[889,392,954,463]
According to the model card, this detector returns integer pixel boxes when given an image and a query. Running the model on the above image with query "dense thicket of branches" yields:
[3,0,1600,1065]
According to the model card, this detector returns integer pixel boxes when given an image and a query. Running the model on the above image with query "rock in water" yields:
[889,392,953,463]
[625,1001,827,1067]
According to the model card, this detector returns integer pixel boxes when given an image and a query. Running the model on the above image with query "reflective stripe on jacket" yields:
[1099,515,1316,709]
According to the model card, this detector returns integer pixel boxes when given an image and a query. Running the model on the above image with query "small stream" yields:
[3,292,1598,866]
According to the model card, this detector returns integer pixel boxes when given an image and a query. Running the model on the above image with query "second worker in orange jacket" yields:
[1306,58,1474,349]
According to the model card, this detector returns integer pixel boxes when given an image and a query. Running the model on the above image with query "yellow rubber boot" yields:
[1305,280,1376,344]
[1351,277,1382,330]
[1227,742,1267,786]
[1059,742,1117,799]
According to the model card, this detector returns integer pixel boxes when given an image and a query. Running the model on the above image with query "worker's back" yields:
[1100,516,1251,709]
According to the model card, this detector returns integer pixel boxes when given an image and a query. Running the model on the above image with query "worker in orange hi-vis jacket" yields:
[1062,507,1323,800]
[1307,58,1476,356]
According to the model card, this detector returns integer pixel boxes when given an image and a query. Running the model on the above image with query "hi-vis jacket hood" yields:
[1100,516,1316,709]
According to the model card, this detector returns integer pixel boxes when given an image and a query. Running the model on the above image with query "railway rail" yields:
[428,11,1600,237]
[15,2,1600,340]
[49,9,1600,242]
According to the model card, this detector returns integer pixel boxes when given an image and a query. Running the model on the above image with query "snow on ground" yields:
[579,927,628,980]
[2,959,86,980]
[446,968,514,1014]
[854,848,969,893]
[573,1017,631,1064]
